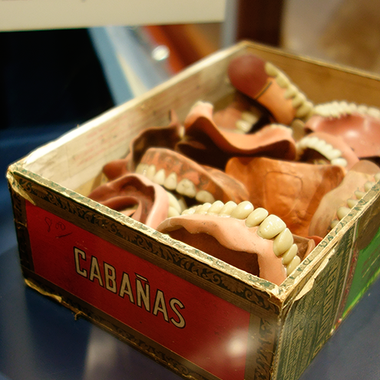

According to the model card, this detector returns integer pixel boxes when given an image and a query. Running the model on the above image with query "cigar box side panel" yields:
[274,219,358,380]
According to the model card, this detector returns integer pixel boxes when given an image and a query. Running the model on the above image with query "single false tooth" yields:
[178,197,188,212]
[357,104,368,114]
[196,190,215,204]
[146,165,156,181]
[375,173,380,181]
[231,201,254,219]
[284,84,299,99]
[275,72,291,88]
[219,201,237,217]
[286,255,301,276]
[314,139,328,151]
[347,198,358,208]
[195,203,212,214]
[264,61,279,77]
[176,179,197,198]
[181,206,196,216]
[295,100,314,118]
[167,206,181,218]
[136,163,148,175]
[154,168,166,185]
[364,181,375,192]
[164,172,177,190]
[331,158,348,167]
[292,92,307,108]
[355,190,366,199]
[306,136,319,148]
[324,148,342,160]
[245,207,269,227]
[282,244,298,265]
[258,215,286,239]
[167,192,182,214]
[207,200,225,215]
[236,119,252,133]
[330,219,339,229]
[273,228,294,257]
[337,206,351,220]
[241,111,258,124]
[368,107,380,118]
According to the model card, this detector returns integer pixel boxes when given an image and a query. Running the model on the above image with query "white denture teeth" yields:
[179,200,301,276]
[137,164,216,206]
[263,61,314,120]
[297,135,346,167]
[330,172,380,230]
[314,101,380,120]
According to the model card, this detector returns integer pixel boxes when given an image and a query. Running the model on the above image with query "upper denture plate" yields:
[176,179,197,198]
[164,172,178,190]
[196,190,215,204]
[231,201,254,219]
[207,200,225,215]
[154,168,166,185]
[245,208,269,227]
[273,228,294,257]
[219,201,237,217]
[282,244,298,265]
[286,255,301,276]
[258,215,286,239]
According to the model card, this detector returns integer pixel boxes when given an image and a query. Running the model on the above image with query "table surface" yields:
[1,184,380,380]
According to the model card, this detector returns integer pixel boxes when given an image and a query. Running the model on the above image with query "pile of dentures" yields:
[88,53,380,285]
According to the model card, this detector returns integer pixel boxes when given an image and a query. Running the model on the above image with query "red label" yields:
[25,202,250,380]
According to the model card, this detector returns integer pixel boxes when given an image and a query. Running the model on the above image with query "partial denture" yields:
[309,160,380,238]
[306,101,380,159]
[183,101,297,160]
[88,173,170,229]
[102,109,183,180]
[136,147,249,208]
[227,54,314,125]
[225,156,345,237]
[296,131,359,170]
[157,201,315,285]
